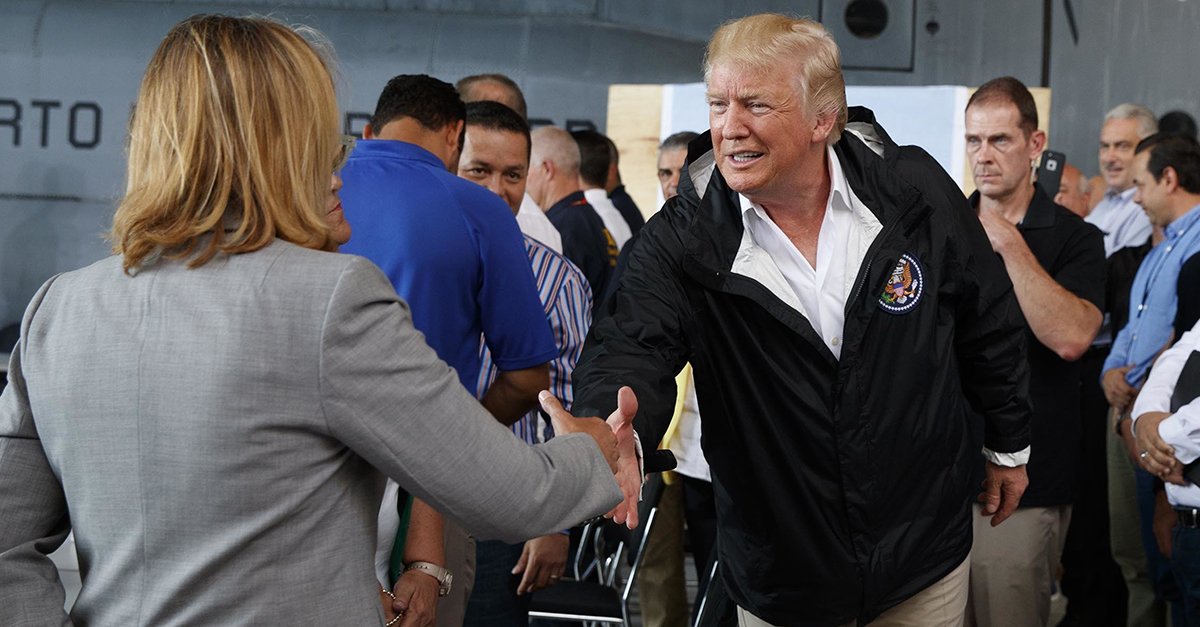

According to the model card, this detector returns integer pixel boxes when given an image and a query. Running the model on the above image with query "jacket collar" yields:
[546,190,588,215]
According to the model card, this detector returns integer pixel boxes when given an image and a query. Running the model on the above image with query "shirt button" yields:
[1133,334,1138,340]
[1139,304,1145,311]
[1167,246,1173,252]
[832,336,840,346]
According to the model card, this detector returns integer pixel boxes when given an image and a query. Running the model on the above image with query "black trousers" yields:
[1059,346,1128,626]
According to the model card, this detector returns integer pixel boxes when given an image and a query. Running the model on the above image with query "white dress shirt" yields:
[1132,321,1200,508]
[583,188,633,251]
[517,193,563,254]
[729,145,1029,467]
[1086,186,1152,257]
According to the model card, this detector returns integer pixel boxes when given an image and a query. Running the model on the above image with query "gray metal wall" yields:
[1,0,1196,328]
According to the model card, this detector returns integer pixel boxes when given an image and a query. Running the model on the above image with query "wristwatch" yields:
[403,561,453,597]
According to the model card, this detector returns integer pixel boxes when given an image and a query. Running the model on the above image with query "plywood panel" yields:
[606,85,664,219]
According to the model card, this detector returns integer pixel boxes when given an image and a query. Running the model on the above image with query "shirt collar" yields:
[1165,202,1200,239]
[582,188,611,207]
[1105,186,1137,202]
[739,146,850,220]
[547,190,588,214]
[349,139,445,170]
[1018,184,1058,230]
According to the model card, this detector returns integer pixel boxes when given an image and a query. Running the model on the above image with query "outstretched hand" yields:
[605,387,641,529]
[538,387,643,529]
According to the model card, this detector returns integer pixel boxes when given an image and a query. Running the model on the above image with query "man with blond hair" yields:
[573,14,1033,627]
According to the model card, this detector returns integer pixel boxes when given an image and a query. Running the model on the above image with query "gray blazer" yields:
[0,240,622,626]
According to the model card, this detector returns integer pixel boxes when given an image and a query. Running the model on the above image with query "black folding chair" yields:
[527,473,668,626]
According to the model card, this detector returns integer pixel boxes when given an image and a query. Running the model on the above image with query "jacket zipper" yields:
[845,196,923,315]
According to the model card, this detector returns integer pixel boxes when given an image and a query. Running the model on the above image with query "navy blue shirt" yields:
[545,191,617,317]
[609,185,645,236]
[339,140,557,393]
[969,187,1106,506]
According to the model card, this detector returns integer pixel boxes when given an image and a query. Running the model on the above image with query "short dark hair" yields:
[370,74,465,134]
[572,130,612,188]
[967,76,1038,136]
[1135,132,1200,194]
[660,131,699,153]
[1159,110,1198,139]
[456,74,528,120]
[464,101,531,160]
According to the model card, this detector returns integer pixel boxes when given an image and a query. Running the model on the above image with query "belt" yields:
[1175,507,1200,528]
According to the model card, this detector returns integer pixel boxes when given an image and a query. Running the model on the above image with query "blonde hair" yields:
[111,14,341,273]
[703,14,847,145]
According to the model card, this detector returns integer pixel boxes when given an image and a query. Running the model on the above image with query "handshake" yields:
[538,386,645,529]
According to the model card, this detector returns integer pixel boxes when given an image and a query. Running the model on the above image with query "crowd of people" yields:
[2,10,1200,627]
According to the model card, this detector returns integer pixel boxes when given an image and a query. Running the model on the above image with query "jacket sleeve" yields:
[319,257,622,543]
[572,201,693,452]
[907,149,1033,455]
[0,278,74,627]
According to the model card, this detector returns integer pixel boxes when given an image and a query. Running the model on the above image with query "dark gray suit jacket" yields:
[0,240,622,626]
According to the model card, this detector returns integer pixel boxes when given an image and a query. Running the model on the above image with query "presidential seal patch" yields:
[878,253,925,314]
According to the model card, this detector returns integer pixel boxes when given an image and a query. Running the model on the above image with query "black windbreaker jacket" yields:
[573,107,1033,626]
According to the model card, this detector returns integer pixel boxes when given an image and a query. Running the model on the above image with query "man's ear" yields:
[1030,130,1047,161]
[1164,166,1180,194]
[447,119,466,151]
[362,124,375,140]
[811,112,837,145]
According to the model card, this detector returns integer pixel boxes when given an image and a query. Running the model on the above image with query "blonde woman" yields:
[0,15,627,627]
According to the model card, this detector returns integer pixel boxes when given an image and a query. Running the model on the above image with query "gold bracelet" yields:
[382,589,402,626]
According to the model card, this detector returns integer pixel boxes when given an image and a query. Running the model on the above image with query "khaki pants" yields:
[435,518,476,627]
[636,478,689,627]
[965,505,1072,627]
[737,555,970,627]
[1107,411,1164,627]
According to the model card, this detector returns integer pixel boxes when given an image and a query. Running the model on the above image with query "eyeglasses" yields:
[334,134,357,171]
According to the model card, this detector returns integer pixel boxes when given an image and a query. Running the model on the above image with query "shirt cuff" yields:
[633,430,645,501]
[1158,417,1200,465]
[983,445,1030,467]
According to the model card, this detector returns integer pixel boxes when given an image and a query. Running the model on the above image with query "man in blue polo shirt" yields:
[339,74,558,627]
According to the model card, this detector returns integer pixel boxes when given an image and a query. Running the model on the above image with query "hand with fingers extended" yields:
[977,462,1028,527]
[1135,412,1185,484]
[539,386,642,529]
[513,533,570,595]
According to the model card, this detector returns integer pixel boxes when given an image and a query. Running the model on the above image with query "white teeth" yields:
[733,153,763,162]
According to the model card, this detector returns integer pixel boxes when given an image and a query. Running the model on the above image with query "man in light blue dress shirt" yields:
[1103,132,1200,627]
[1087,104,1158,257]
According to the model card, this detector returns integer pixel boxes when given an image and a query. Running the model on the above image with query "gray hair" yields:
[1105,103,1158,139]
[530,126,580,175]
[659,131,699,154]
